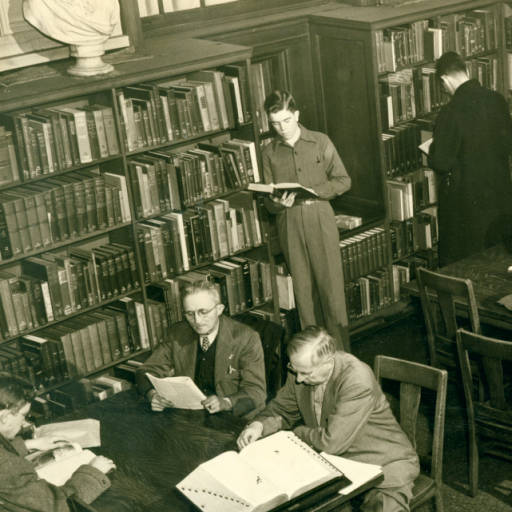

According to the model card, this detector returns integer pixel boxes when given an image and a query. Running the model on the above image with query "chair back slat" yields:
[400,382,421,449]
[417,268,480,368]
[374,355,448,483]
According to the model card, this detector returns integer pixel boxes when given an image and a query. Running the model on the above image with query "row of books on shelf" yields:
[136,191,263,282]
[380,56,497,130]
[505,11,512,50]
[390,210,438,259]
[339,227,389,283]
[0,167,131,261]
[128,137,260,217]
[250,60,274,134]
[375,9,498,73]
[0,103,121,183]
[387,172,436,221]
[0,299,152,389]
[117,64,251,152]
[148,256,273,321]
[0,242,138,338]
[345,267,395,321]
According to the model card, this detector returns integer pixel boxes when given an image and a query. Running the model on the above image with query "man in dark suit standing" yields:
[136,280,266,418]
[428,52,512,266]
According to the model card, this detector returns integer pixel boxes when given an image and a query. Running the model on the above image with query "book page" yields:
[240,431,341,499]
[146,373,206,409]
[418,137,433,156]
[320,453,382,495]
[178,451,286,512]
[247,183,274,194]
[35,419,100,448]
[28,442,96,486]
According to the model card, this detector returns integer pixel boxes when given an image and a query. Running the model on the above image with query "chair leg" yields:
[468,430,479,497]
[434,486,444,512]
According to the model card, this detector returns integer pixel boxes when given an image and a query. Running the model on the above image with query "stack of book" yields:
[1,103,120,181]
[0,301,150,390]
[340,227,389,283]
[147,255,273,320]
[381,122,424,177]
[116,67,251,152]
[0,167,131,262]
[136,191,263,283]
[128,138,260,217]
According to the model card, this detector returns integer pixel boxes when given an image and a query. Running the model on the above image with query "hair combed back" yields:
[288,326,336,365]
[181,278,221,304]
[264,90,297,115]
[0,372,34,411]
[436,51,467,78]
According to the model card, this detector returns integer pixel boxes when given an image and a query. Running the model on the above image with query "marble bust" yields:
[23,0,120,76]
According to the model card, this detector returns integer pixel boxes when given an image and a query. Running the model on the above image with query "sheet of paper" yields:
[146,373,206,409]
[320,453,382,495]
[35,419,100,448]
[35,447,96,486]
[418,137,433,156]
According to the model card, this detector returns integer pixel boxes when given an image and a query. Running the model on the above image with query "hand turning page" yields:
[146,373,206,409]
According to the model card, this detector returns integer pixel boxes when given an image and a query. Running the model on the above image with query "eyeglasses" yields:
[183,304,218,320]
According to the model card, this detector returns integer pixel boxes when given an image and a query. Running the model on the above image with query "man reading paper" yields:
[136,280,266,417]
[237,327,419,512]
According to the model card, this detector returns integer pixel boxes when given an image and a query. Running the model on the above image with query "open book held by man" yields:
[248,182,318,201]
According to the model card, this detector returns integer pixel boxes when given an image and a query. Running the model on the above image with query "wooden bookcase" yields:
[307,0,507,331]
[0,36,280,403]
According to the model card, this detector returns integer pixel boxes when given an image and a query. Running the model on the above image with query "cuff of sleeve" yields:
[293,425,309,441]
[11,437,29,456]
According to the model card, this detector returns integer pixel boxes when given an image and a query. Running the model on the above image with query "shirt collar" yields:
[198,323,220,349]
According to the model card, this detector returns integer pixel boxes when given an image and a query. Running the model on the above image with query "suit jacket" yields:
[255,352,419,489]
[0,434,110,512]
[428,79,512,265]
[136,315,267,417]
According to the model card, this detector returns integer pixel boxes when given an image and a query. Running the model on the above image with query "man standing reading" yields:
[428,52,512,265]
[238,327,419,511]
[136,280,266,417]
[263,90,351,350]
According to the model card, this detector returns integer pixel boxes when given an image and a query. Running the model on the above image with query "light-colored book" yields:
[177,431,347,512]
[146,373,206,409]
[418,137,433,156]
[35,419,100,448]
[320,452,383,496]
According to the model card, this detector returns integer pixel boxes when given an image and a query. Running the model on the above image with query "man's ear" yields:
[216,303,225,316]
[294,110,300,122]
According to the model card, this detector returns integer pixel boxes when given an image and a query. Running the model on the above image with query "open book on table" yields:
[177,430,350,512]
[146,373,206,410]
[26,441,96,486]
[247,182,318,201]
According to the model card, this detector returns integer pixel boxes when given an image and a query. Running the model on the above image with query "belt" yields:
[294,198,320,206]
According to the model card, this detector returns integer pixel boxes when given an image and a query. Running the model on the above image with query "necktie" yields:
[200,336,210,352]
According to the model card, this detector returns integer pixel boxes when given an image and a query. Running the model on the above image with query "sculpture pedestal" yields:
[68,43,113,77]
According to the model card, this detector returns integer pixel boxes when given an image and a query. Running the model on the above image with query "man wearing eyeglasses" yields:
[135,280,266,417]
[237,327,419,512]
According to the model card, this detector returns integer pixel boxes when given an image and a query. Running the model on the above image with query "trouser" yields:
[340,482,414,512]
[277,201,350,351]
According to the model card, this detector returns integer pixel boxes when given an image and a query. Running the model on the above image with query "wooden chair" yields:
[455,328,512,497]
[416,267,480,369]
[374,355,448,512]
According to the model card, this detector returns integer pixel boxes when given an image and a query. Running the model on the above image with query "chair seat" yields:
[411,473,436,509]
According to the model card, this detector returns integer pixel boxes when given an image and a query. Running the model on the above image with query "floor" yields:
[351,307,512,512]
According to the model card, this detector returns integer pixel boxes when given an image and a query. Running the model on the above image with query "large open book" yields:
[26,442,96,486]
[177,431,350,512]
[247,183,318,201]
[146,373,206,409]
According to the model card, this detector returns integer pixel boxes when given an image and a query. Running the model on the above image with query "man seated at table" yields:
[136,279,267,417]
[237,326,419,512]
[0,372,115,511]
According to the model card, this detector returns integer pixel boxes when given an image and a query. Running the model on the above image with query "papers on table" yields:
[146,373,206,409]
[35,419,100,448]
[320,452,383,495]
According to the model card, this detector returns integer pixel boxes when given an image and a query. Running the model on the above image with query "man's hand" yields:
[202,395,231,414]
[237,422,263,449]
[148,389,175,412]
[271,191,296,208]
[25,436,69,452]
[90,455,116,474]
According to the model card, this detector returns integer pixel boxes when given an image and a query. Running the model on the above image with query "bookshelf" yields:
[0,36,280,411]
[306,0,507,329]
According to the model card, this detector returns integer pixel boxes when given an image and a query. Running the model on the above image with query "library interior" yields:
[0,0,511,511]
